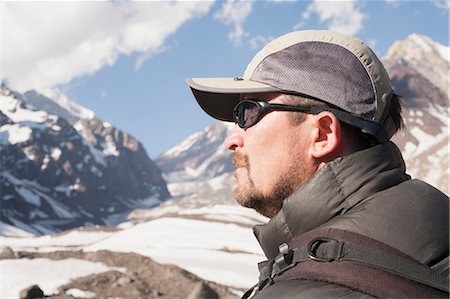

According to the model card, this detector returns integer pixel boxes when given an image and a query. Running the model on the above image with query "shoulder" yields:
[325,179,448,266]
[251,279,374,299]
[386,178,448,202]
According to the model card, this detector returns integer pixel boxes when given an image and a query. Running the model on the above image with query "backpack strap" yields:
[245,228,449,299]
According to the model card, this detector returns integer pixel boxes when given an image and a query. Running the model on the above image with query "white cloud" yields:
[249,35,274,50]
[214,0,253,46]
[297,0,366,35]
[2,1,213,92]
[434,0,450,11]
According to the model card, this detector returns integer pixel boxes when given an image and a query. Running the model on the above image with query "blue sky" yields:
[2,1,449,158]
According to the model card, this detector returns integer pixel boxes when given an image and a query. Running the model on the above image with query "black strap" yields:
[269,237,449,293]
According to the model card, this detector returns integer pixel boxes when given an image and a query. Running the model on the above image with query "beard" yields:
[232,152,305,218]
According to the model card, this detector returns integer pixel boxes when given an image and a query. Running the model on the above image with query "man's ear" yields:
[309,112,341,159]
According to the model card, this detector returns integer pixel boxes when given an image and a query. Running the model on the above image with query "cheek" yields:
[243,113,312,190]
[247,135,296,191]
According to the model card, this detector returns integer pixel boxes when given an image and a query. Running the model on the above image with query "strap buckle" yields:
[307,237,345,262]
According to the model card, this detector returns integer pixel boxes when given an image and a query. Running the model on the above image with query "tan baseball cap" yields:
[186,30,395,142]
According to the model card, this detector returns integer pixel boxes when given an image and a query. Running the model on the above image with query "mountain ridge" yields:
[1,85,170,235]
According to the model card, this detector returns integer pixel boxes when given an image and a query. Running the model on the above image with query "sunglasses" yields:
[233,100,325,129]
[232,99,389,144]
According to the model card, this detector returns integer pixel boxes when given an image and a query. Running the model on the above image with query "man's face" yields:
[224,93,317,218]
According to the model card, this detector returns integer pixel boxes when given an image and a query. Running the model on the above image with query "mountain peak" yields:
[405,34,450,63]
[24,88,95,122]
[383,34,449,101]
[1,86,170,235]
[384,33,449,65]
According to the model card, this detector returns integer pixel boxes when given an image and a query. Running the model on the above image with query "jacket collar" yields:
[253,142,410,259]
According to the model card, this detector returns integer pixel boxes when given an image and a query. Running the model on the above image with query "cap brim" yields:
[186,77,279,122]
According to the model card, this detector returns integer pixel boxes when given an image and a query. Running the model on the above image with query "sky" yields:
[1,0,449,158]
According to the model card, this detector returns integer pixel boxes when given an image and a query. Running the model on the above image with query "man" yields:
[186,30,449,298]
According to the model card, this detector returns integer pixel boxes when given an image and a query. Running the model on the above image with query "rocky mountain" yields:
[157,34,449,201]
[387,34,449,195]
[0,85,170,235]
[155,122,235,208]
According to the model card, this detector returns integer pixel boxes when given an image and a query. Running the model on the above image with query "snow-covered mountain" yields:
[0,85,170,235]
[387,34,449,195]
[157,34,449,201]
[156,122,236,208]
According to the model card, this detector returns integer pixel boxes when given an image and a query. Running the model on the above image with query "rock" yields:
[117,275,132,285]
[152,289,163,297]
[0,246,15,259]
[19,284,44,299]
[187,282,219,299]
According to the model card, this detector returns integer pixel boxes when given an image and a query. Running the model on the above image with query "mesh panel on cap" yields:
[250,42,375,119]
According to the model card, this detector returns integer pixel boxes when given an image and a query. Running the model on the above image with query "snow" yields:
[82,139,107,167]
[1,95,48,123]
[2,172,49,194]
[428,106,450,124]
[87,217,261,255]
[43,196,79,219]
[0,124,32,144]
[402,107,449,160]
[0,205,267,288]
[7,218,41,236]
[179,205,268,226]
[1,205,267,290]
[41,155,50,170]
[0,258,123,298]
[72,120,84,132]
[2,171,76,220]
[65,288,96,298]
[0,230,116,252]
[29,210,49,219]
[23,146,37,160]
[408,126,444,155]
[410,34,450,63]
[38,88,95,120]
[437,44,450,63]
[0,222,35,237]
[84,216,265,289]
[103,140,120,156]
[410,34,434,53]
[162,131,202,158]
[15,187,41,206]
[140,247,261,288]
[134,195,162,208]
[403,141,417,159]
[0,171,78,221]
[207,173,231,192]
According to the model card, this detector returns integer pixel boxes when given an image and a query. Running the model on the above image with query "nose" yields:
[224,125,244,151]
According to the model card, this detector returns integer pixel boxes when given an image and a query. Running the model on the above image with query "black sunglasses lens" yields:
[235,101,261,128]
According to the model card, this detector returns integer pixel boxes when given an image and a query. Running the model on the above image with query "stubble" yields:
[232,152,305,218]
